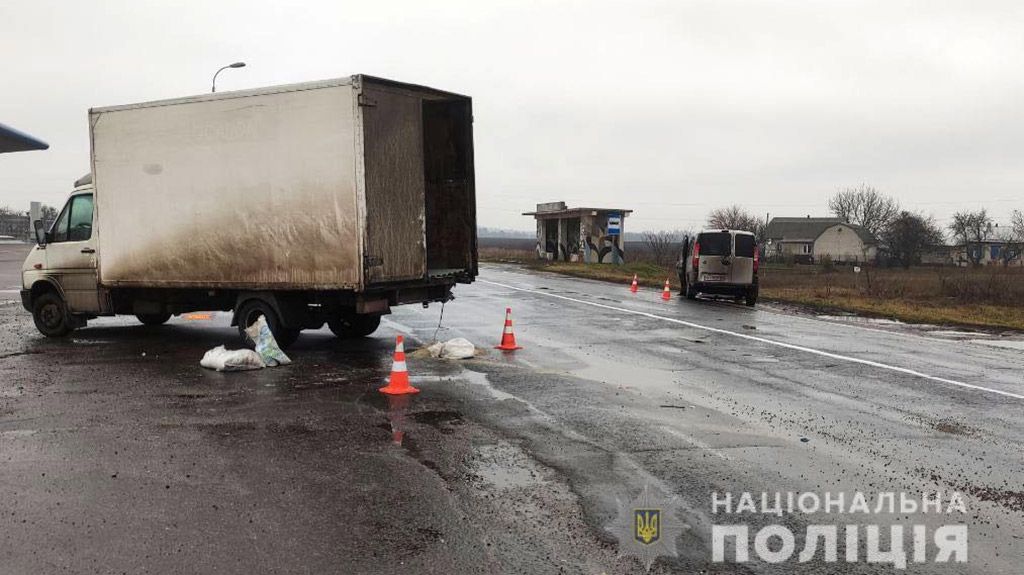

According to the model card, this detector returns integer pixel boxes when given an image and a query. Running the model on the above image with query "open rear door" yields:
[360,82,427,283]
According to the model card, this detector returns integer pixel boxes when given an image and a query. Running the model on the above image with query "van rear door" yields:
[696,232,732,283]
[732,233,756,285]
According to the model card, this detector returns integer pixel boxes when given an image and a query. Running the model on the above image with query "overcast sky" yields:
[2,0,1022,232]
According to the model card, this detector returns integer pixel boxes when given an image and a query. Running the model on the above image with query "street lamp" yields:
[211,62,246,93]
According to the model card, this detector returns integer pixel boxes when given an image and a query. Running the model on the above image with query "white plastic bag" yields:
[439,337,476,359]
[425,338,476,360]
[244,315,292,367]
[200,345,265,372]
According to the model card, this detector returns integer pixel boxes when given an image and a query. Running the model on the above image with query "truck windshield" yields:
[698,232,731,256]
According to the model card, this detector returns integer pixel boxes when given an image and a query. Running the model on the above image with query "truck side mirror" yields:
[33,220,47,246]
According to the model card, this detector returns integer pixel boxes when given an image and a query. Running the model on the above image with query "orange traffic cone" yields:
[380,335,420,395]
[629,274,639,293]
[495,307,523,351]
[661,279,672,301]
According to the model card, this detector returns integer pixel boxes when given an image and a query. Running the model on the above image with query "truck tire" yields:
[32,292,74,337]
[136,313,172,326]
[328,313,382,339]
[236,299,301,349]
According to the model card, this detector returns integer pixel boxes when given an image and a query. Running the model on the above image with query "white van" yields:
[677,230,759,306]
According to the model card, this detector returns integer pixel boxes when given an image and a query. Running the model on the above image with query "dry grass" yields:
[479,246,1024,331]
[478,247,535,263]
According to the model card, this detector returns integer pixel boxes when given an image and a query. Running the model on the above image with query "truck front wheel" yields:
[328,313,381,339]
[32,292,74,337]
[236,299,301,349]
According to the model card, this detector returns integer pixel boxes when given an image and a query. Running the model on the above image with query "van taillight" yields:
[753,246,759,273]
[692,242,700,271]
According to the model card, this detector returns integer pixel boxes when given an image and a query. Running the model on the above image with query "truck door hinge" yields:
[364,255,383,267]
[358,94,377,107]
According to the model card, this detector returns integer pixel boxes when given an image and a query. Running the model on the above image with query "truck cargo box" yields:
[89,75,477,291]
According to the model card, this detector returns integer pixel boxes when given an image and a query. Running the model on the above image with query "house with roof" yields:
[951,239,1023,267]
[765,217,878,264]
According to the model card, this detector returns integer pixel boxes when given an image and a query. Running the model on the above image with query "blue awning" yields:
[0,122,49,153]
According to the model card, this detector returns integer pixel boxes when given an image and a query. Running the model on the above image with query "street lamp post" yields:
[211,62,246,93]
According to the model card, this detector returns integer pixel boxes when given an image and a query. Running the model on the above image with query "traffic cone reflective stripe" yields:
[661,279,672,301]
[629,274,639,293]
[380,335,420,395]
[495,307,523,351]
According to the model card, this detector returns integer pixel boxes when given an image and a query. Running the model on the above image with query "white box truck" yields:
[21,75,477,347]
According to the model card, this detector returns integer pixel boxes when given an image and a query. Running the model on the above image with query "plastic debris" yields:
[426,337,477,360]
[200,346,265,372]
[244,316,292,367]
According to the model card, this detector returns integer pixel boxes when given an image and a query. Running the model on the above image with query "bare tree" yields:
[0,205,18,217]
[992,209,1024,266]
[706,205,765,240]
[880,211,944,268]
[827,185,900,239]
[641,230,682,266]
[40,204,58,221]
[949,209,993,266]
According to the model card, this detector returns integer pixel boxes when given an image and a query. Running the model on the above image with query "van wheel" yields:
[744,290,757,307]
[236,300,300,349]
[683,276,697,300]
[33,292,74,337]
[136,313,171,326]
[328,313,382,339]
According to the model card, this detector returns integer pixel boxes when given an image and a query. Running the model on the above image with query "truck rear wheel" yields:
[136,313,172,326]
[236,300,301,349]
[328,313,381,339]
[32,292,74,338]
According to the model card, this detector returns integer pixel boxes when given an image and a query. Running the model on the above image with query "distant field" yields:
[477,237,1024,331]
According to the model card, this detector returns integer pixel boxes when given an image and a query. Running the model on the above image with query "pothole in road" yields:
[468,441,548,491]
[411,410,464,434]
[931,418,978,437]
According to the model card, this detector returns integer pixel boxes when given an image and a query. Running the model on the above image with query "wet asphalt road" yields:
[1,243,1022,574]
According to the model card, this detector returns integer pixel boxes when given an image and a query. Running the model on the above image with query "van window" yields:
[698,232,731,256]
[735,234,756,258]
[68,194,94,241]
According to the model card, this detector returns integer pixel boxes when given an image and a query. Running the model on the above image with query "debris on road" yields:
[244,316,291,367]
[424,338,477,360]
[200,316,291,372]
[199,346,265,372]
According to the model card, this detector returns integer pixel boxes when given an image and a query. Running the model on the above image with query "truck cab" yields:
[22,176,99,336]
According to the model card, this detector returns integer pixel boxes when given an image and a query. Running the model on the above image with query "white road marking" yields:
[479,279,1024,401]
